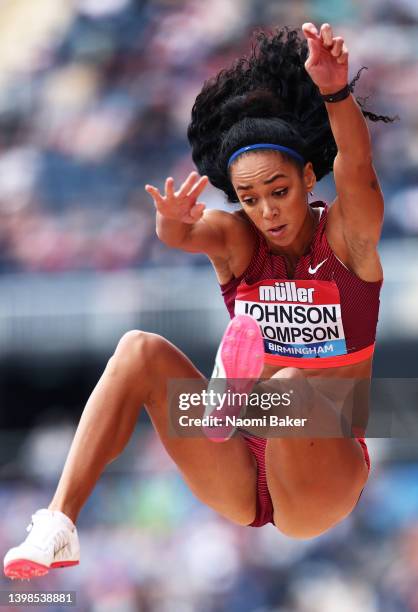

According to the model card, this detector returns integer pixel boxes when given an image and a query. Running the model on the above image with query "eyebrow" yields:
[236,172,288,191]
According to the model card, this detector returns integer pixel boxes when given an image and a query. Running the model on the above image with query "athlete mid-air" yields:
[4,22,392,580]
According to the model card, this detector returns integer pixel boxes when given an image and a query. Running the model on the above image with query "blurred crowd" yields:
[0,431,417,611]
[0,0,417,272]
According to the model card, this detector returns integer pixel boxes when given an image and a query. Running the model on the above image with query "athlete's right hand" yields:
[145,172,209,224]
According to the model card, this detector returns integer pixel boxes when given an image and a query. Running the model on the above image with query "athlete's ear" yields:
[303,162,316,192]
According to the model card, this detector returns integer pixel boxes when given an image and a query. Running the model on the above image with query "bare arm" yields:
[302,23,384,249]
[325,95,383,245]
[146,171,237,259]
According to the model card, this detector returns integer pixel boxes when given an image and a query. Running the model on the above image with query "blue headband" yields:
[227,143,305,168]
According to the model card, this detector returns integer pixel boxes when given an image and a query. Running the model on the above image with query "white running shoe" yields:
[203,314,265,442]
[3,509,80,579]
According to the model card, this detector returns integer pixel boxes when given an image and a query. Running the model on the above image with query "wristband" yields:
[320,84,352,103]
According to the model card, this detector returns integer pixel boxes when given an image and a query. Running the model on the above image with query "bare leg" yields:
[49,331,257,526]
[264,368,369,539]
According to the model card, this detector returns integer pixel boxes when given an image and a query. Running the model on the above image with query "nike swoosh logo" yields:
[308,258,328,274]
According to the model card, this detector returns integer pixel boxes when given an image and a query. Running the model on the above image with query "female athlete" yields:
[4,23,391,580]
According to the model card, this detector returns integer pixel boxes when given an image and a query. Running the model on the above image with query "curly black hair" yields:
[187,27,395,203]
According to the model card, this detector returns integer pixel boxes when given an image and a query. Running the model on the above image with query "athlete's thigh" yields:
[263,374,369,535]
[144,337,257,526]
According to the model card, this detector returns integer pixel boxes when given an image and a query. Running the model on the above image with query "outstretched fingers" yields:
[187,174,209,200]
[145,172,208,224]
[145,184,165,209]
[176,171,200,197]
[165,176,175,199]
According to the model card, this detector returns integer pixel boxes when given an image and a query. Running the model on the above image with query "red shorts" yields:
[240,433,371,528]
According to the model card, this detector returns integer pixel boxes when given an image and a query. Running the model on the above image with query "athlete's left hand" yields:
[302,23,349,94]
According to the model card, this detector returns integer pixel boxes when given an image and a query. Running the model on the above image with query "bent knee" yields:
[273,478,367,540]
[273,504,347,540]
[115,330,166,360]
[109,330,169,377]
[274,517,334,540]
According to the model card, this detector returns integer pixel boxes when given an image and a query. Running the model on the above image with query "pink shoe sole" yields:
[204,314,264,442]
[219,315,264,385]
[4,559,79,580]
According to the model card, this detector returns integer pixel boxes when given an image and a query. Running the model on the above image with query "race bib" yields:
[235,279,347,359]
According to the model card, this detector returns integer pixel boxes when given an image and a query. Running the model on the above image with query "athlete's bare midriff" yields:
[259,356,372,433]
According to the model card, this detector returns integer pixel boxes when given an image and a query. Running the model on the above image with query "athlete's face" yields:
[230,151,316,251]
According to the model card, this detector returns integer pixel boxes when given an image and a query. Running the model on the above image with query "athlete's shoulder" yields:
[204,208,253,238]
[203,207,241,227]
[232,208,257,233]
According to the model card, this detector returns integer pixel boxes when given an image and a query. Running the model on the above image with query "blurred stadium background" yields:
[0,0,417,610]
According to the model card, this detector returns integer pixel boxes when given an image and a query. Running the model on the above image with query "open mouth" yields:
[267,224,287,236]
